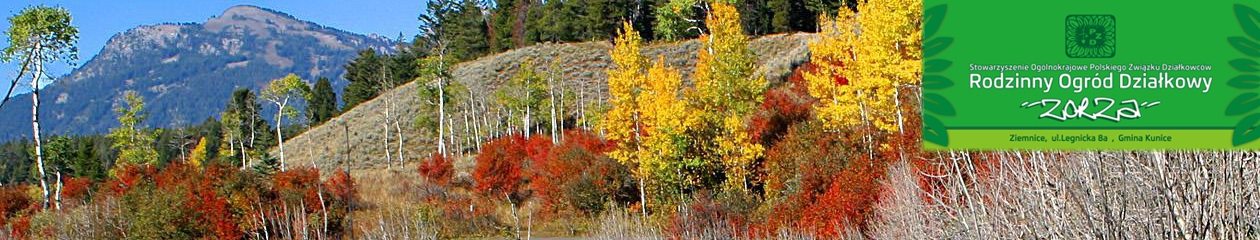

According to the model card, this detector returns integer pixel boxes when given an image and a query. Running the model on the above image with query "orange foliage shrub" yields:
[190,164,244,239]
[749,62,817,146]
[799,155,883,237]
[523,134,554,168]
[9,215,30,239]
[0,185,31,225]
[758,119,896,237]
[528,130,634,216]
[418,153,455,186]
[101,164,157,196]
[272,167,322,210]
[472,135,529,201]
[324,169,356,205]
[58,176,93,207]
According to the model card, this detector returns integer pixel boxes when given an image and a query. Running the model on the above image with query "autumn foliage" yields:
[529,130,635,216]
[0,0,936,238]
[805,0,922,133]
[473,135,529,201]
[418,153,455,186]
[2,161,359,239]
[324,169,357,206]
[58,177,93,205]
[0,185,31,225]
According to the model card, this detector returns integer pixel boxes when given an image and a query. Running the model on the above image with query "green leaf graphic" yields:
[923,37,953,58]
[1230,37,1260,57]
[1229,75,1260,89]
[1233,113,1260,146]
[923,5,947,39]
[923,115,949,147]
[1227,93,1260,116]
[925,59,952,73]
[922,75,954,89]
[1237,4,1260,41]
[1232,58,1260,72]
[923,93,956,116]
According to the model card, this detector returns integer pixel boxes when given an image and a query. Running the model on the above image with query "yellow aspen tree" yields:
[602,21,652,216]
[688,2,766,192]
[639,58,690,191]
[189,137,209,168]
[805,0,922,134]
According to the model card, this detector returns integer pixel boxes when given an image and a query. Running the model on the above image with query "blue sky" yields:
[0,0,425,91]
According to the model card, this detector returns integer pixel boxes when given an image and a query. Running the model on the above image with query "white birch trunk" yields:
[438,76,446,155]
[30,44,50,209]
[548,74,558,143]
[274,99,288,171]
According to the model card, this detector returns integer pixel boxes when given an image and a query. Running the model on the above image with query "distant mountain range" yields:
[0,5,394,140]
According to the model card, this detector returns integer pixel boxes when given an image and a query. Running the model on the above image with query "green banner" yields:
[922,0,1260,149]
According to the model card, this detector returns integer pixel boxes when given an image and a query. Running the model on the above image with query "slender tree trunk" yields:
[179,138,188,163]
[524,108,531,138]
[895,86,904,133]
[226,136,237,167]
[447,117,455,155]
[857,89,874,160]
[240,138,248,169]
[482,98,491,140]
[248,105,257,166]
[558,83,566,141]
[275,101,287,171]
[638,177,647,216]
[395,116,404,164]
[438,76,446,155]
[54,171,62,210]
[479,97,489,149]
[632,110,647,219]
[463,102,472,154]
[383,107,393,169]
[31,45,50,209]
[524,83,532,138]
[579,84,586,130]
[548,73,558,144]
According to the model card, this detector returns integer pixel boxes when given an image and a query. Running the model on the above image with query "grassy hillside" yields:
[280,33,813,171]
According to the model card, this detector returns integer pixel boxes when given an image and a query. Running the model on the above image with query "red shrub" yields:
[418,153,455,186]
[323,169,356,205]
[529,130,618,215]
[271,167,322,211]
[101,164,157,197]
[563,129,613,153]
[9,215,29,239]
[472,135,529,201]
[0,185,31,224]
[749,87,814,146]
[179,164,241,239]
[761,123,849,200]
[59,177,93,205]
[799,155,883,237]
[759,120,896,236]
[188,180,240,239]
[523,134,554,168]
[155,162,197,190]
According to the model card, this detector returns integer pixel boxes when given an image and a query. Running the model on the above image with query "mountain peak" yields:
[205,5,310,36]
[0,5,395,140]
